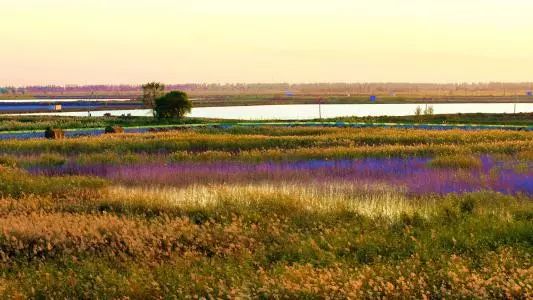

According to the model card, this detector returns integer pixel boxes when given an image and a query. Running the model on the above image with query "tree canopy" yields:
[154,91,192,119]
[142,82,165,116]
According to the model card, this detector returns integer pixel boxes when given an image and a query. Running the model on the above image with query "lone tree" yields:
[155,91,192,119]
[142,82,165,116]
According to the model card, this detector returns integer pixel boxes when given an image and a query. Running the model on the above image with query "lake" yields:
[0,99,131,103]
[6,103,533,120]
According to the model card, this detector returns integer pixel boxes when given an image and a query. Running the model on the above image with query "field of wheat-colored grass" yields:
[0,126,531,298]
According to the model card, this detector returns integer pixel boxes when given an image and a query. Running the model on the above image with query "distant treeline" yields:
[1,82,533,97]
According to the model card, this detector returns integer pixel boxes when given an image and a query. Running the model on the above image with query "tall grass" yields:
[101,183,423,219]
[429,154,483,169]
[0,127,530,298]
[29,157,533,196]
[0,166,107,198]
[0,187,530,298]
[0,127,530,155]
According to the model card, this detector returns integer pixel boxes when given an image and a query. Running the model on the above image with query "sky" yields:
[1,0,533,86]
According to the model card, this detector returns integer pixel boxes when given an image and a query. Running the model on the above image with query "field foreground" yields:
[0,127,532,298]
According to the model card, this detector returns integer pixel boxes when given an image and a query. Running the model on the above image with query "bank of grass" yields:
[155,94,533,108]
[328,112,533,126]
[428,154,483,169]
[0,166,107,198]
[0,127,531,156]
[0,171,531,297]
[0,128,531,170]
[1,112,532,132]
[0,115,214,132]
[0,127,531,298]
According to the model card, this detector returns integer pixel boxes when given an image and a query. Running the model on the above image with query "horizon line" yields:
[4,81,533,88]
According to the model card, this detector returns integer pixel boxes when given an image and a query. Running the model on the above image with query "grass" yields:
[0,126,531,298]
[428,154,483,169]
[0,166,107,198]
[1,127,531,156]
[101,183,418,219]
[0,115,213,132]
[328,112,533,126]
[1,112,532,132]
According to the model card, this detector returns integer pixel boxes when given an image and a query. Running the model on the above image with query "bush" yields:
[155,91,192,119]
[44,127,65,139]
[105,126,125,134]
[0,155,18,167]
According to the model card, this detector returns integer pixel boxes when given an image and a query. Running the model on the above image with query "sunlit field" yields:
[0,127,531,298]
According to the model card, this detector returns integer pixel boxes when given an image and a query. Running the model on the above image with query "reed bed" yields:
[0,166,107,198]
[0,127,531,155]
[102,183,423,219]
[29,157,533,196]
[0,126,531,298]
[0,187,530,298]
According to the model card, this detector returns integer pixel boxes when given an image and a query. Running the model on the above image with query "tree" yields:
[414,106,422,116]
[142,82,165,117]
[155,91,192,119]
[424,105,434,115]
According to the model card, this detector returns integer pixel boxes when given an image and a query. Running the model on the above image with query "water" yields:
[7,103,533,120]
[0,99,141,113]
[0,127,150,140]
[190,103,533,120]
[0,98,131,103]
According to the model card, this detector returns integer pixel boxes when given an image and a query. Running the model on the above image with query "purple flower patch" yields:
[28,157,533,196]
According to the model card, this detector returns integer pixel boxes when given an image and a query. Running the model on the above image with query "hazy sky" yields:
[1,0,533,86]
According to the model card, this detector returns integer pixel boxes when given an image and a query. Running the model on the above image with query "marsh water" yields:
[6,103,533,120]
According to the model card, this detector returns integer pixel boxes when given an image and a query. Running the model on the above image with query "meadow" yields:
[0,126,531,298]
[1,112,532,132]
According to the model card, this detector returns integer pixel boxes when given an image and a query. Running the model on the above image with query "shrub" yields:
[414,106,422,116]
[155,91,192,119]
[459,197,475,214]
[44,127,65,139]
[0,155,17,167]
[104,126,125,134]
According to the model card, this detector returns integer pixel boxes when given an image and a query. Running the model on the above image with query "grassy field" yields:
[1,112,532,132]
[0,127,531,298]
[190,95,533,107]
[0,115,212,132]
[2,93,533,109]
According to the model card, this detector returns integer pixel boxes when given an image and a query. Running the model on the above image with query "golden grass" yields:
[102,182,431,219]
[257,249,533,299]
[1,127,531,156]
[0,213,257,262]
[429,154,483,169]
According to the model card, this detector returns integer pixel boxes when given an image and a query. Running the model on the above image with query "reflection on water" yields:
[6,103,533,120]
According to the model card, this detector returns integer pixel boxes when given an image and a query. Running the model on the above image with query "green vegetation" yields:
[185,94,533,107]
[0,115,212,132]
[0,166,107,198]
[0,175,531,297]
[0,127,530,157]
[155,91,192,119]
[0,112,531,133]
[428,154,483,169]
[141,82,165,116]
[0,126,531,298]
[327,112,533,126]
